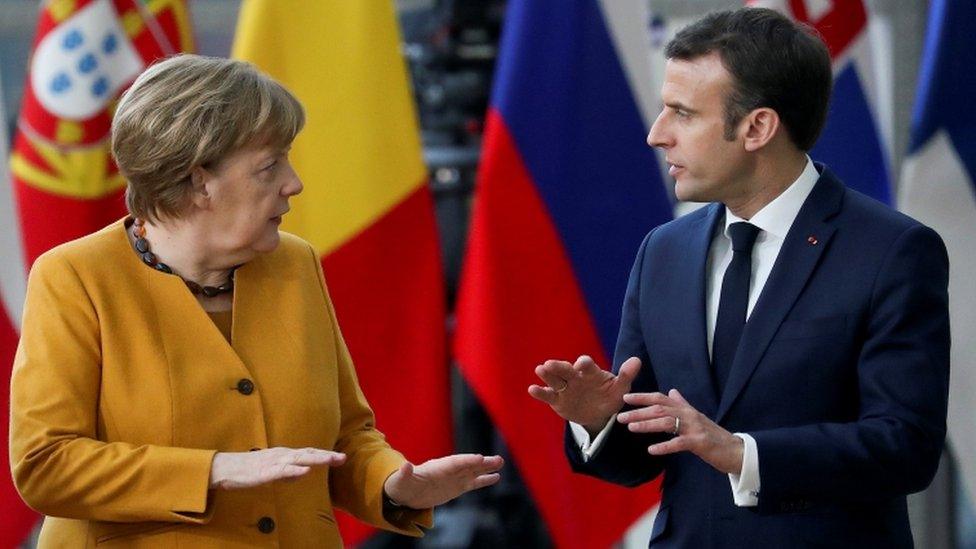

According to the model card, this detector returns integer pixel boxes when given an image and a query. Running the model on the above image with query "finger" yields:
[298,448,348,464]
[274,464,311,480]
[467,473,501,491]
[648,436,689,456]
[573,355,600,375]
[481,455,505,470]
[615,357,643,387]
[668,388,690,405]
[617,404,677,423]
[528,384,559,404]
[289,451,346,467]
[540,359,576,379]
[623,392,672,407]
[534,365,569,392]
[446,454,489,470]
[472,456,505,476]
[624,416,680,434]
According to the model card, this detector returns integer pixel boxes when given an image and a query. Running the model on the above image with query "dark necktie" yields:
[712,221,761,395]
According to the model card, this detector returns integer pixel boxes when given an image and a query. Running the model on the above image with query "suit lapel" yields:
[715,168,845,422]
[680,203,723,417]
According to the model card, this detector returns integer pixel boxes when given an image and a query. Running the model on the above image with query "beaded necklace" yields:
[130,218,235,297]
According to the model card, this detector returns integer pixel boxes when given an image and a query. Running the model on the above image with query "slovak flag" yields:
[454,0,673,546]
[898,0,976,516]
[748,0,892,203]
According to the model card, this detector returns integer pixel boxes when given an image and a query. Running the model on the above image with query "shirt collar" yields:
[724,156,819,241]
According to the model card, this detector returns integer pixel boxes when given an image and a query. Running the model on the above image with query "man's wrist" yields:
[724,434,745,474]
[582,416,614,438]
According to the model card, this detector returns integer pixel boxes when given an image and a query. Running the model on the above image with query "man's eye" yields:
[263,161,277,171]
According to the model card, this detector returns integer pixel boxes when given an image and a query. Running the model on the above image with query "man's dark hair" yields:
[665,7,832,151]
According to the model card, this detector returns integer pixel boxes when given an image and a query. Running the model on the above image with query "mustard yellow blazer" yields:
[9,220,431,547]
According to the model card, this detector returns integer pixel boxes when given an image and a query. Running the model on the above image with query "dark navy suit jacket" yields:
[566,167,950,548]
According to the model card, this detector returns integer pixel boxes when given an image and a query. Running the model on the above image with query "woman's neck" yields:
[134,219,236,289]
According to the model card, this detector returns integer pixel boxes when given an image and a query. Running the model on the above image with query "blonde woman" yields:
[10,54,502,548]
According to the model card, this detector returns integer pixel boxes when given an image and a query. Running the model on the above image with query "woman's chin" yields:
[250,231,281,255]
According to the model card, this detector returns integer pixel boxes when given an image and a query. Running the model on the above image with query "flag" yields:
[897,0,976,509]
[232,1,452,545]
[1,61,34,549]
[454,0,673,546]
[3,0,194,544]
[10,0,195,264]
[749,0,892,202]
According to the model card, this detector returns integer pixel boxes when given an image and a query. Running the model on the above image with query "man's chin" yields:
[674,181,702,203]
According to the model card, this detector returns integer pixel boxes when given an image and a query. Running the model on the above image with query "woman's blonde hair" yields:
[112,54,305,222]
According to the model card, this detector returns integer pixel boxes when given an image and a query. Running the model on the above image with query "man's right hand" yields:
[528,355,642,435]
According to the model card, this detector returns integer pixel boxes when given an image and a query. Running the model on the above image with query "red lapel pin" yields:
[807,235,819,245]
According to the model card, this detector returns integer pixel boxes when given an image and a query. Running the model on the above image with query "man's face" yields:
[647,52,751,204]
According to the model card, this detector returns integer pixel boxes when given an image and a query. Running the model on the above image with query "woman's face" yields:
[195,142,303,258]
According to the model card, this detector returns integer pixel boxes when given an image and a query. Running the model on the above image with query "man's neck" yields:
[724,151,808,220]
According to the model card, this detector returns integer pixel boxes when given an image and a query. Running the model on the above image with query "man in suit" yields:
[528,7,949,548]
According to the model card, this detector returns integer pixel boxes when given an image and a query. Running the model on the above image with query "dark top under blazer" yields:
[566,166,950,548]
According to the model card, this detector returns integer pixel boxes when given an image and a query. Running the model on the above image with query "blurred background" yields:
[1,0,975,547]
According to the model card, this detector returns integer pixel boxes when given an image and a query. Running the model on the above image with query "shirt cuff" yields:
[728,432,760,507]
[569,415,617,462]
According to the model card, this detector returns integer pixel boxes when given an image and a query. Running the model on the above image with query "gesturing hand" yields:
[209,447,347,490]
[383,454,504,509]
[617,389,744,474]
[528,355,642,433]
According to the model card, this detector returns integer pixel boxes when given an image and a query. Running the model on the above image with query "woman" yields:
[9,54,502,547]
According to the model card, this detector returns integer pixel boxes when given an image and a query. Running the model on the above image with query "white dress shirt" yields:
[570,157,820,507]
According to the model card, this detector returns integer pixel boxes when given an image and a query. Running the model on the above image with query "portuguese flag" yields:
[232,1,452,545]
[3,0,195,544]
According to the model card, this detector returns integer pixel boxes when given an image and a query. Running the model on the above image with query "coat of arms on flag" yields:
[10,0,194,264]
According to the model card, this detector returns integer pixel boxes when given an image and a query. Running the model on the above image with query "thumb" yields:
[398,461,415,479]
[616,357,643,388]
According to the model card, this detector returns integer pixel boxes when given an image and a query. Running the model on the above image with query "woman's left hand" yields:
[383,454,504,509]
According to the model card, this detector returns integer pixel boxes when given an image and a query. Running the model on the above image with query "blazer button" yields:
[237,379,255,395]
[257,516,275,534]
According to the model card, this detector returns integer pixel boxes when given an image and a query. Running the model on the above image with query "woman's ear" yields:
[742,107,780,152]
[188,166,212,209]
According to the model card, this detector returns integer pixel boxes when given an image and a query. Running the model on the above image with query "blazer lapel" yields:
[715,168,845,422]
[679,203,723,417]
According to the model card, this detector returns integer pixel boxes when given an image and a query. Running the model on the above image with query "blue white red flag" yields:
[897,0,976,509]
[749,0,892,203]
[454,1,673,546]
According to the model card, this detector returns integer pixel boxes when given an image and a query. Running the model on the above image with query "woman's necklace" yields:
[130,218,235,297]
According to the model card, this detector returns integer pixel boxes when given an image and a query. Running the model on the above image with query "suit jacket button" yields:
[257,516,275,534]
[237,379,255,395]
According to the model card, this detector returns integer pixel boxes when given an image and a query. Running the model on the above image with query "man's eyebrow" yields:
[664,101,697,113]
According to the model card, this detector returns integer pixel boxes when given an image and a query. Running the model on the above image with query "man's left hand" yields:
[617,389,744,475]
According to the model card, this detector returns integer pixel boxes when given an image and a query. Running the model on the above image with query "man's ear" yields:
[188,166,212,210]
[741,107,780,152]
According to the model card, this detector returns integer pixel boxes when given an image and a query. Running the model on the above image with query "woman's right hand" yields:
[209,447,346,490]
